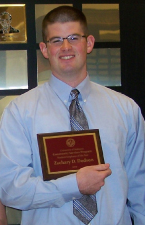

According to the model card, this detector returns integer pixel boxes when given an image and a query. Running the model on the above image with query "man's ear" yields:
[39,42,49,59]
[87,35,95,54]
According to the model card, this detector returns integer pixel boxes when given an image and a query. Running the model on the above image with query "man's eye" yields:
[52,39,61,43]
[71,36,79,40]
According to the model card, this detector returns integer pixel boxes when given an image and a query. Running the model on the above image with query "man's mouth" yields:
[60,55,74,60]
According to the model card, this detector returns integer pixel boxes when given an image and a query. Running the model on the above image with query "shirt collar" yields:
[49,73,91,106]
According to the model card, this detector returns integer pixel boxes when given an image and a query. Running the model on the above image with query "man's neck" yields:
[52,71,87,87]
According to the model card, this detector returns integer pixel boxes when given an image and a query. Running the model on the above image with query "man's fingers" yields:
[76,164,112,195]
[91,163,111,171]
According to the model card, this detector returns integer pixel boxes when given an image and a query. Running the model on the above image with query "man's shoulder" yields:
[90,81,140,116]
[91,81,135,104]
[7,82,50,110]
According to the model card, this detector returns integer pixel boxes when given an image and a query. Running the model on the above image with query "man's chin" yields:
[60,67,76,75]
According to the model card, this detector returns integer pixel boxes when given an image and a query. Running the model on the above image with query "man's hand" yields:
[76,163,112,195]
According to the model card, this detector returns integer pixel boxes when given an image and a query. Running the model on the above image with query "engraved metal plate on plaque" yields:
[0,4,27,43]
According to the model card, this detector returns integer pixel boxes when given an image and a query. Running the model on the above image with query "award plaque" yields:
[37,129,104,180]
[0,4,27,43]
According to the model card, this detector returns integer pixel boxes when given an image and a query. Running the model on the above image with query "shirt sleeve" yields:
[124,104,145,224]
[0,102,82,210]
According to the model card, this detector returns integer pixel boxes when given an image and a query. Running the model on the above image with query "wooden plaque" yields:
[37,129,104,180]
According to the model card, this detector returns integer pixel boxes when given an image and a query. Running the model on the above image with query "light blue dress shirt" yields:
[0,74,145,225]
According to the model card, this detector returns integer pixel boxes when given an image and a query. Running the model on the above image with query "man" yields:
[0,5,144,225]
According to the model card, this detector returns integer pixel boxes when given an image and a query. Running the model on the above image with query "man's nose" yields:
[60,39,72,50]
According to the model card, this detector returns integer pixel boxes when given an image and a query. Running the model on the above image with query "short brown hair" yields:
[42,5,88,43]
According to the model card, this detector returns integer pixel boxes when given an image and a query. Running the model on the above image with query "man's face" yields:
[40,21,95,82]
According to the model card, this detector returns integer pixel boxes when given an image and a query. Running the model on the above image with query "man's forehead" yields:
[46,21,83,36]
[47,21,82,28]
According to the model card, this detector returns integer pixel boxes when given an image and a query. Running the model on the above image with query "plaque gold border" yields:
[37,129,104,180]
[0,4,27,43]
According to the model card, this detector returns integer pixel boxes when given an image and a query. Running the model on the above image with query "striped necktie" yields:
[69,89,98,225]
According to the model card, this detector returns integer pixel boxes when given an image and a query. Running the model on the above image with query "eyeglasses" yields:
[46,34,86,46]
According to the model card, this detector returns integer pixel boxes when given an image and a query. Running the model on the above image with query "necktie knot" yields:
[70,89,79,100]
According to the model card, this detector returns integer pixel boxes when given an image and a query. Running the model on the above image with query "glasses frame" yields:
[46,34,87,46]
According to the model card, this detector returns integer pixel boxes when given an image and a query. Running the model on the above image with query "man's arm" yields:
[124,106,145,224]
[0,103,81,210]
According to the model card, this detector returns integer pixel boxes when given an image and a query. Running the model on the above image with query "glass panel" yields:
[82,4,120,42]
[87,48,121,86]
[6,207,21,225]
[35,4,72,43]
[0,4,27,43]
[37,50,51,85]
[0,50,28,90]
[0,96,18,118]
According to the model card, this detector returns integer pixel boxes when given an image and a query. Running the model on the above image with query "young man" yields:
[0,201,7,225]
[0,6,144,225]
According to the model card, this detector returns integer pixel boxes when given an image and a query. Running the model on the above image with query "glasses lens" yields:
[68,35,81,44]
[50,37,63,45]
